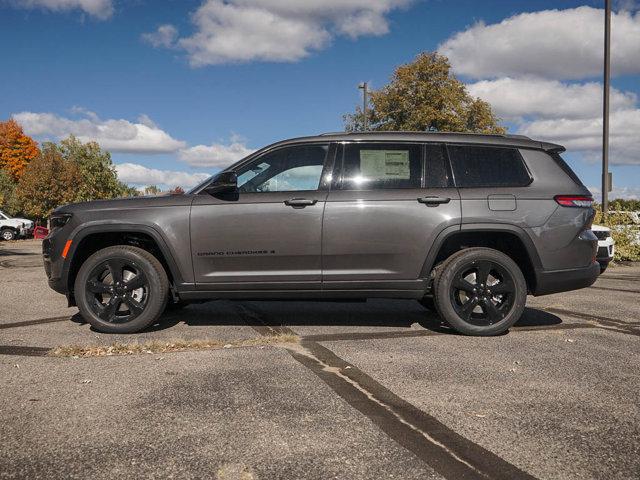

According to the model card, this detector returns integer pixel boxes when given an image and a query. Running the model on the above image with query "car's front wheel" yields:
[432,247,527,336]
[1,229,16,241]
[74,245,169,333]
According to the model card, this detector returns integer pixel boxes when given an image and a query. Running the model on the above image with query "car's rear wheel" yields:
[75,245,169,333]
[433,247,526,336]
[1,229,16,241]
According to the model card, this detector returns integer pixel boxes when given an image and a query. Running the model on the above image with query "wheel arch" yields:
[64,223,185,297]
[421,224,543,293]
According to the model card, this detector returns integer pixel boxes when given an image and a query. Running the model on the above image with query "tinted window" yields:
[237,144,328,193]
[339,143,422,190]
[448,146,531,188]
[425,144,451,188]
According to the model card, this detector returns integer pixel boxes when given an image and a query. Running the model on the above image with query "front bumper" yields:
[532,261,600,296]
[42,236,67,294]
[596,240,615,262]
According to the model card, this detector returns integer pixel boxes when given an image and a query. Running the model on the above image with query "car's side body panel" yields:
[321,187,461,289]
[43,132,599,305]
[190,191,327,289]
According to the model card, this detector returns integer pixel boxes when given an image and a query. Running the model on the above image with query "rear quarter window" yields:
[448,145,531,188]
[549,152,586,188]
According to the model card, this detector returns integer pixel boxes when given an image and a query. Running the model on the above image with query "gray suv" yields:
[43,132,599,336]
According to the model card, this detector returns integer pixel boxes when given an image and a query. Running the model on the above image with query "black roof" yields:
[270,131,564,152]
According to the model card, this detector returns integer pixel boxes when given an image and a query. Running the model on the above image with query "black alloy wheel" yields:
[85,258,149,324]
[432,247,527,336]
[75,245,169,333]
[449,260,515,326]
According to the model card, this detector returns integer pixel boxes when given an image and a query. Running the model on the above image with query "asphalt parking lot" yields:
[1,239,639,480]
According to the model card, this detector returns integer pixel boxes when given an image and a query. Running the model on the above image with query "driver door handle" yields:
[418,196,451,206]
[284,198,318,208]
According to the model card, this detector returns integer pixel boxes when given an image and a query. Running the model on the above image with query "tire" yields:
[433,247,527,336]
[1,229,16,241]
[74,245,169,333]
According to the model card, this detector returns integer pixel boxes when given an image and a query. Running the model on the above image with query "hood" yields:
[54,194,194,214]
[591,224,610,232]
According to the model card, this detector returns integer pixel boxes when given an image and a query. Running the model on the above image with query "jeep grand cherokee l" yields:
[43,132,599,336]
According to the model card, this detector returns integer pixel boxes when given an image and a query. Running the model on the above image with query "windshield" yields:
[0,210,9,220]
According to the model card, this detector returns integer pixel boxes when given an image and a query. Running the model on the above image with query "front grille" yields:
[597,246,610,258]
[593,230,610,240]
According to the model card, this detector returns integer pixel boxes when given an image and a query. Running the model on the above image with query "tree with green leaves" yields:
[15,143,80,218]
[0,169,17,214]
[58,135,137,200]
[344,52,505,134]
[144,185,161,196]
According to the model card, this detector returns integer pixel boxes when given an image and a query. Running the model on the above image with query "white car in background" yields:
[0,209,34,241]
[592,224,615,273]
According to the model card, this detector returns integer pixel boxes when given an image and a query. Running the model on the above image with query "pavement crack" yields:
[542,308,640,337]
[0,316,71,330]
[236,301,537,480]
[0,345,50,357]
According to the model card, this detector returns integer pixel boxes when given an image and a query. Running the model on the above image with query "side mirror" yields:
[204,171,238,195]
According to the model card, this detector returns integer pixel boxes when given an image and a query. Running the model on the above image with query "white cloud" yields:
[144,0,412,65]
[9,0,113,19]
[465,77,640,164]
[178,139,254,167]
[13,110,186,154]
[115,163,210,188]
[141,24,178,48]
[467,78,637,120]
[589,184,640,200]
[439,7,640,80]
[518,109,640,165]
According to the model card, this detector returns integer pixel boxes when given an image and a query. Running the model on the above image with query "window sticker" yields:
[360,150,410,180]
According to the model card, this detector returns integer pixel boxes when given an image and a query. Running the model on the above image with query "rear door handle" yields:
[284,198,318,208]
[418,196,451,206]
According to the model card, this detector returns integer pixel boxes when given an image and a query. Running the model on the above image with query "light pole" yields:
[602,0,611,215]
[358,82,368,131]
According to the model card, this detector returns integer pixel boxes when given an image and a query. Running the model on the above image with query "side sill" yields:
[179,289,425,301]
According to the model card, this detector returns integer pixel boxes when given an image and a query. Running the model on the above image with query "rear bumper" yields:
[532,261,600,296]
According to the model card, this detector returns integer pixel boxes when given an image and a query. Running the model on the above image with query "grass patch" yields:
[48,334,299,358]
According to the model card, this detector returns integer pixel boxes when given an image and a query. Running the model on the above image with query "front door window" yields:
[236,144,329,193]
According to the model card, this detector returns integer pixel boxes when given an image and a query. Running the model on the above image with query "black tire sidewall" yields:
[1,229,16,241]
[75,246,168,333]
[434,248,527,336]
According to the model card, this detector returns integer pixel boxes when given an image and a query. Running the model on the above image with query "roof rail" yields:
[319,130,532,140]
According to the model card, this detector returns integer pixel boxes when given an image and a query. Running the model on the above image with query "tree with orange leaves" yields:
[0,119,40,181]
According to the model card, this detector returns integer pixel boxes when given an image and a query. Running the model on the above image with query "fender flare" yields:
[63,222,186,289]
[419,223,543,279]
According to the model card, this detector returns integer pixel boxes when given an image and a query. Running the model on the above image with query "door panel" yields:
[191,191,326,288]
[190,142,332,289]
[321,141,460,289]
[321,188,461,287]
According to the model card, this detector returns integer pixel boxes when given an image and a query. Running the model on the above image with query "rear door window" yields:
[338,143,422,190]
[448,145,531,188]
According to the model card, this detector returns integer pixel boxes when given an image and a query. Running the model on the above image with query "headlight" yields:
[50,213,72,230]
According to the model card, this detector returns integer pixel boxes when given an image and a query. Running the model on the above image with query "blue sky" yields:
[1,0,639,198]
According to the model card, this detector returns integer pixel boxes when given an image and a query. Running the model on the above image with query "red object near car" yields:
[34,226,49,239]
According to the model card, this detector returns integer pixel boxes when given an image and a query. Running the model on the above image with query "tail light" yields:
[554,195,594,208]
